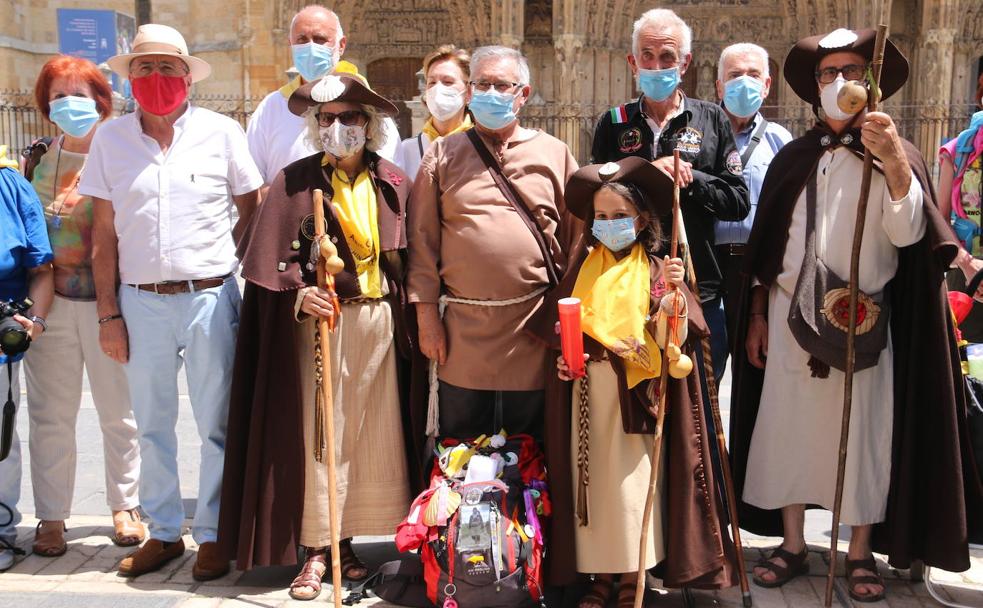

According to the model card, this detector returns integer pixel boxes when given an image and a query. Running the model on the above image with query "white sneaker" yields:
[0,548,14,571]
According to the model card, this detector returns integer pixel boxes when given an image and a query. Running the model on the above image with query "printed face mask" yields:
[48,96,100,138]
[637,66,680,102]
[319,120,366,159]
[292,42,337,82]
[131,73,188,116]
[592,217,638,253]
[468,89,519,130]
[723,75,765,118]
[425,83,465,121]
[820,75,860,122]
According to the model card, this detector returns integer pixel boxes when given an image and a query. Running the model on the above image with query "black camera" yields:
[0,297,34,356]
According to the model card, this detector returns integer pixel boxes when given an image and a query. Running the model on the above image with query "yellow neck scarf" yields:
[571,243,661,387]
[330,168,382,298]
[421,114,473,142]
[278,76,303,99]
[0,146,19,169]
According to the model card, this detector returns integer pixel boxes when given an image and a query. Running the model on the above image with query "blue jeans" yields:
[702,297,728,385]
[119,277,241,543]
[0,361,22,545]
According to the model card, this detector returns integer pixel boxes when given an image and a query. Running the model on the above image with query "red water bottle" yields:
[558,297,585,379]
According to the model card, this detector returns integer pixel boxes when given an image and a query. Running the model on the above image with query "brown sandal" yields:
[339,538,369,581]
[289,551,327,601]
[752,547,809,588]
[32,521,67,557]
[578,576,614,608]
[845,557,885,603]
[112,509,145,547]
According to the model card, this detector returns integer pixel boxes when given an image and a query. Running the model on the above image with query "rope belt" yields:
[424,286,549,438]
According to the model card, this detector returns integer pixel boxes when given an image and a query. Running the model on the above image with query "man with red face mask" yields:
[80,24,263,580]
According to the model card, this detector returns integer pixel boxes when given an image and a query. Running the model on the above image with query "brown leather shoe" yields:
[192,541,230,581]
[118,538,185,577]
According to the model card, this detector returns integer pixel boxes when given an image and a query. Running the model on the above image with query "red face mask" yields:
[131,72,189,116]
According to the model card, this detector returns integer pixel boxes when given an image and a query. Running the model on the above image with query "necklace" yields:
[48,136,83,230]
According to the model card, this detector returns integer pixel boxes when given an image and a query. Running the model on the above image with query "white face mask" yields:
[820,75,858,122]
[425,83,465,121]
[319,121,366,159]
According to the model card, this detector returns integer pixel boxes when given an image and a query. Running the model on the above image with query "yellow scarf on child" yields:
[570,243,661,387]
[330,168,382,298]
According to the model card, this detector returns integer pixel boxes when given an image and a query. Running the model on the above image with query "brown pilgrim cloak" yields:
[729,123,983,571]
[527,247,739,589]
[216,152,430,569]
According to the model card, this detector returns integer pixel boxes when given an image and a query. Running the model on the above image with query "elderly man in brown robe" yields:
[408,45,581,442]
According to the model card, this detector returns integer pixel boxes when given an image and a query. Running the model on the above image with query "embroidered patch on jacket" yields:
[609,105,629,124]
[674,126,702,154]
[386,169,403,186]
[618,127,643,153]
[725,150,743,175]
[301,213,328,240]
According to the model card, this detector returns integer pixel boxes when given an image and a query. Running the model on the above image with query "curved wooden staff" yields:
[824,22,889,608]
[312,188,345,608]
[634,150,682,608]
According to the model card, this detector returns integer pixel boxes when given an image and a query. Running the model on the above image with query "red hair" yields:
[34,55,114,121]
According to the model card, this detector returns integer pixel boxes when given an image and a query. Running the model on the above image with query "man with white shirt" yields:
[247,4,399,191]
[82,24,262,580]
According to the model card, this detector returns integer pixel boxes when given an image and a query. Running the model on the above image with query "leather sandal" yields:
[752,547,809,588]
[578,576,614,608]
[290,551,327,601]
[112,509,145,547]
[32,521,67,557]
[845,557,886,603]
[339,538,369,581]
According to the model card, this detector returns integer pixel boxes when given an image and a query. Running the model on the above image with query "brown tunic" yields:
[407,128,580,391]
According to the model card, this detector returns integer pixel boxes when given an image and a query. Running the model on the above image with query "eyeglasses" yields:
[316,110,366,127]
[129,60,190,78]
[470,80,522,94]
[815,64,867,84]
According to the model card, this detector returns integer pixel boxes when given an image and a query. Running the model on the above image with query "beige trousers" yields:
[23,296,140,519]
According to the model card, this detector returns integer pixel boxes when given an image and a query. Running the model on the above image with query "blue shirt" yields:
[1,166,53,363]
[714,114,793,245]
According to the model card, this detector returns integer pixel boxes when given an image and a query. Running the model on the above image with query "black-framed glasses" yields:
[316,110,366,127]
[815,64,867,84]
[470,80,522,93]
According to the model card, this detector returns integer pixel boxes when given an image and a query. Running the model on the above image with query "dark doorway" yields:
[367,57,423,138]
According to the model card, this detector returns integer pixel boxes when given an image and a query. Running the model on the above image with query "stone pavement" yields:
[2,369,981,607]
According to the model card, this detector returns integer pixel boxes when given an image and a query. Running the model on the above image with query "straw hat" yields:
[107,24,211,83]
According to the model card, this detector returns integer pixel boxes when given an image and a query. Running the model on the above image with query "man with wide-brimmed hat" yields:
[81,23,263,579]
[217,74,420,601]
[728,28,982,602]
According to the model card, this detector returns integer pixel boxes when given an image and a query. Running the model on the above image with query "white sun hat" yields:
[106,24,211,83]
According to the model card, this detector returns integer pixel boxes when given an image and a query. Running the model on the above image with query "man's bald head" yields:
[289,5,345,50]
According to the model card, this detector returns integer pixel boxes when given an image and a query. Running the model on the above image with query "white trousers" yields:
[23,296,140,519]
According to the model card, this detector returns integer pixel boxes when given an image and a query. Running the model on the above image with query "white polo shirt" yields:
[80,105,263,284]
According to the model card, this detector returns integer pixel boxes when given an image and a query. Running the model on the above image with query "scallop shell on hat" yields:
[819,28,858,49]
[311,75,347,103]
[598,162,620,180]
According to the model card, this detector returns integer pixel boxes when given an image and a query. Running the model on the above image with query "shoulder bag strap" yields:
[465,129,559,287]
[417,133,425,158]
[739,118,769,168]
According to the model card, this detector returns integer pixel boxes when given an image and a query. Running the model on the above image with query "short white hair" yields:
[303,103,388,154]
[632,9,692,58]
[717,43,770,82]
[470,46,531,87]
[290,5,344,40]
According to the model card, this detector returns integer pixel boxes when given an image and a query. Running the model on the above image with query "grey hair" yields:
[303,103,388,154]
[470,45,531,86]
[717,43,770,82]
[632,9,692,58]
[290,5,345,40]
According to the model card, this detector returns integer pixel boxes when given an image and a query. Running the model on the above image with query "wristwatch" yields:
[29,315,47,333]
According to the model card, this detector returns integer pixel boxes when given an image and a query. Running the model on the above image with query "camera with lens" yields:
[0,297,34,356]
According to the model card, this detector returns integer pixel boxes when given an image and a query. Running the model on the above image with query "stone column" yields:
[912,25,957,168]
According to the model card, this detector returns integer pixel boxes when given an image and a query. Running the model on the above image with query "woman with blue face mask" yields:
[21,55,144,559]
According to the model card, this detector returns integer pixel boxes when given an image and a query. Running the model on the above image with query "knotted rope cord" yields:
[575,371,591,526]
[313,326,326,462]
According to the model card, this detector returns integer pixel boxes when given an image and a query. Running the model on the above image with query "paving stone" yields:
[176,599,222,608]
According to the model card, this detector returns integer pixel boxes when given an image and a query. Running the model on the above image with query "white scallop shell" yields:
[311,75,347,103]
[598,161,620,179]
[819,28,858,49]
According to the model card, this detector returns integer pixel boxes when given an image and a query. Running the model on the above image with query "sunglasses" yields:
[316,110,366,127]
[815,64,867,84]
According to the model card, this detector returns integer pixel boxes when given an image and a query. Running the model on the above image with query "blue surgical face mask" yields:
[637,66,680,102]
[48,96,100,138]
[291,42,337,82]
[723,75,765,119]
[468,89,519,130]
[592,217,638,253]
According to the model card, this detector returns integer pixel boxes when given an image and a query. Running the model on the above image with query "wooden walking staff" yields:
[312,188,345,608]
[824,22,889,608]
[633,150,683,608]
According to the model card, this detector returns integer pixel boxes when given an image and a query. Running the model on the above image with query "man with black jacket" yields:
[591,8,749,381]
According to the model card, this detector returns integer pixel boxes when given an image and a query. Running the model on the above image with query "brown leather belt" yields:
[131,275,230,295]
[715,243,747,256]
